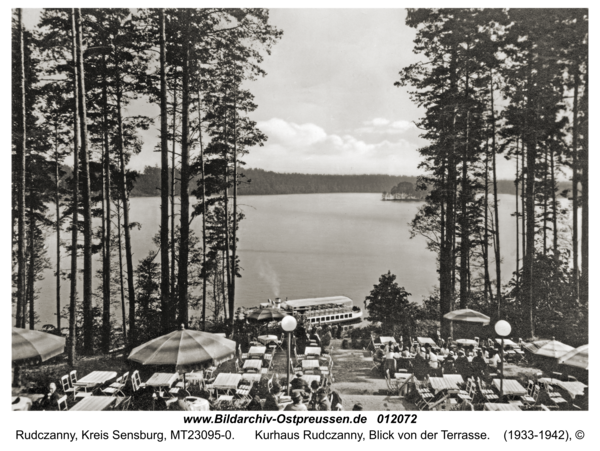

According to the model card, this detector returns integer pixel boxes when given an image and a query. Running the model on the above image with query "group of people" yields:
[374,338,507,380]
[264,373,343,411]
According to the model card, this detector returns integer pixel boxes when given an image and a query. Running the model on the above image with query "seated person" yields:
[401,347,411,358]
[246,395,263,411]
[313,388,331,411]
[290,372,309,393]
[443,351,457,373]
[326,383,343,411]
[455,350,470,375]
[284,390,308,411]
[263,383,283,411]
[471,350,489,378]
[352,403,363,411]
[33,382,61,411]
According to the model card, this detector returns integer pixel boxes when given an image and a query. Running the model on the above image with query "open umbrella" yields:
[246,308,287,322]
[557,344,588,370]
[443,309,490,325]
[128,326,236,368]
[12,327,65,363]
[523,338,574,359]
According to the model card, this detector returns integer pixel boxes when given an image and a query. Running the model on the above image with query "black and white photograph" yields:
[10,4,589,419]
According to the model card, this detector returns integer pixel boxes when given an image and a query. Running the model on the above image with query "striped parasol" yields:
[246,308,288,322]
[523,338,574,359]
[557,344,588,370]
[12,327,65,363]
[128,326,236,367]
[443,309,490,325]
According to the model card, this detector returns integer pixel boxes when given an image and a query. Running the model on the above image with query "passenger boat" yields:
[258,296,363,326]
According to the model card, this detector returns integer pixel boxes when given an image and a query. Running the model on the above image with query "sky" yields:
[21,7,533,179]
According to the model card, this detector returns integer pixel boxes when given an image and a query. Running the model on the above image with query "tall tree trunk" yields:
[68,8,80,365]
[115,76,136,347]
[28,205,35,330]
[116,197,127,342]
[16,8,27,329]
[580,68,588,304]
[571,64,579,300]
[170,85,177,305]
[230,95,238,328]
[223,139,232,324]
[159,9,171,334]
[523,59,536,338]
[177,10,190,327]
[459,110,469,309]
[101,54,111,353]
[75,8,94,354]
[490,79,502,316]
[197,88,208,331]
[55,125,61,331]
[483,140,491,305]
[551,139,558,261]
[515,137,520,285]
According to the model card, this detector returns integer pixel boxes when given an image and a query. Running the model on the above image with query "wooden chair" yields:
[131,370,146,392]
[57,395,68,411]
[69,370,78,389]
[104,372,129,397]
[60,375,76,398]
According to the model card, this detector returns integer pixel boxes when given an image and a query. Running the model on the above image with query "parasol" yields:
[557,344,588,370]
[12,327,65,363]
[523,338,574,359]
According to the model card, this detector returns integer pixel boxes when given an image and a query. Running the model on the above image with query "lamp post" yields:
[281,315,297,396]
[494,320,511,399]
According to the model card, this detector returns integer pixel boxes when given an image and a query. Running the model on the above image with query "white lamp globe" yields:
[281,315,297,332]
[495,320,511,337]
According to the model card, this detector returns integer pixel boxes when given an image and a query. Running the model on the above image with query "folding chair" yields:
[131,370,146,392]
[104,372,129,397]
[69,370,78,388]
[57,395,68,411]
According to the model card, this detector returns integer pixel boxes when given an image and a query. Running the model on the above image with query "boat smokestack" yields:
[275,297,281,308]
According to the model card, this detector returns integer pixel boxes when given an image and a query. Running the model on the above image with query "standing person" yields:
[383,343,396,376]
[309,328,321,347]
[284,391,308,411]
[331,324,338,341]
[321,327,332,353]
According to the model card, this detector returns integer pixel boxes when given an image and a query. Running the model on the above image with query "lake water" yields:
[37,193,523,326]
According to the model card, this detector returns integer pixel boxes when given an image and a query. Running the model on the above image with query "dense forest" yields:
[396,8,588,345]
[12,8,281,362]
[127,165,572,197]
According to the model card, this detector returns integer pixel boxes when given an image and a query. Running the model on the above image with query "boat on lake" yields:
[256,296,363,326]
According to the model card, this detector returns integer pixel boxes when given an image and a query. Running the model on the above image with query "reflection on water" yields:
[36,193,522,326]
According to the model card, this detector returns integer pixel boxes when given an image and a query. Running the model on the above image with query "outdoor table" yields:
[69,395,116,411]
[302,359,320,370]
[305,346,321,357]
[241,373,263,383]
[12,396,32,411]
[484,403,521,411]
[74,371,117,390]
[301,375,321,386]
[186,397,209,411]
[145,372,178,389]
[248,346,266,359]
[556,381,587,399]
[429,375,464,393]
[493,379,527,396]
[212,373,242,394]
[243,359,263,372]
[257,335,279,345]
[378,337,396,345]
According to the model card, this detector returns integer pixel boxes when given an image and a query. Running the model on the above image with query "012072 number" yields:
[377,414,417,424]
